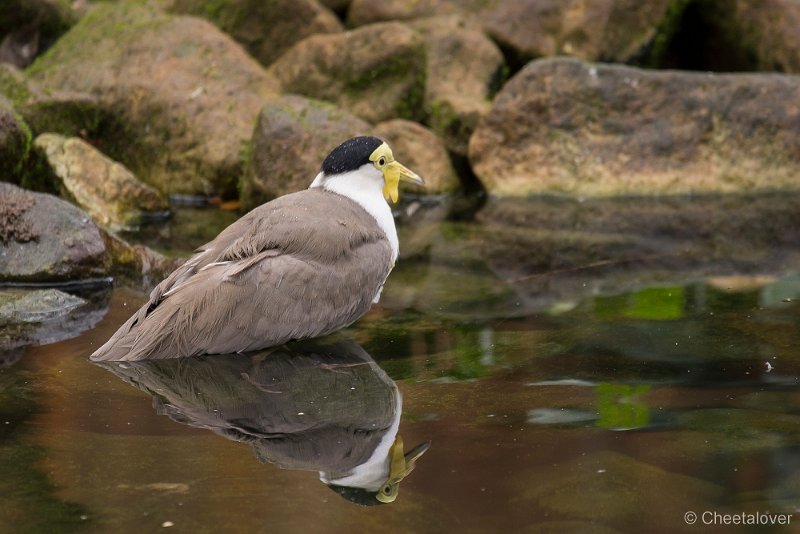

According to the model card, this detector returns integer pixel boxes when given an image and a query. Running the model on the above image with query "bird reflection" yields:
[94,337,429,505]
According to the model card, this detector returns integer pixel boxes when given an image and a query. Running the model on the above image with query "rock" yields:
[511,451,724,526]
[27,1,279,197]
[268,22,426,123]
[241,95,370,210]
[0,287,110,359]
[319,0,351,12]
[410,15,504,155]
[348,0,674,68]
[373,119,459,194]
[33,133,169,231]
[347,0,460,26]
[469,58,800,197]
[483,0,675,66]
[0,63,111,147]
[0,182,108,282]
[165,0,342,67]
[100,231,184,291]
[699,0,800,73]
[0,0,79,67]
[0,95,31,181]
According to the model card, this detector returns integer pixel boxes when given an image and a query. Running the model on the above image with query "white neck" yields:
[310,168,399,261]
[318,388,403,491]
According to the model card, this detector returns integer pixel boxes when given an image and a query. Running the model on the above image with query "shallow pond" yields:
[3,196,800,533]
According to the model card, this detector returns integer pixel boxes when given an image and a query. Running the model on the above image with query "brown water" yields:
[3,198,800,534]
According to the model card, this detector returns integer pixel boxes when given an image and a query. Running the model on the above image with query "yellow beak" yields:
[376,437,431,503]
[383,161,425,203]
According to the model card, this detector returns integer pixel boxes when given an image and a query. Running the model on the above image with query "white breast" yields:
[310,167,399,262]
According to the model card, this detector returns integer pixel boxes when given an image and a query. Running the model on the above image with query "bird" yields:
[96,338,430,505]
[90,136,424,361]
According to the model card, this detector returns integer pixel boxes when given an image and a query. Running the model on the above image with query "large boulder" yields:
[27,1,279,197]
[164,0,342,67]
[482,0,675,65]
[373,119,459,194]
[34,133,169,231]
[241,95,370,210]
[0,96,31,181]
[411,15,504,155]
[469,58,800,197]
[268,22,427,124]
[0,182,108,282]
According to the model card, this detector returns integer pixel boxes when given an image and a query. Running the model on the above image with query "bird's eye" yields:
[378,157,386,167]
[382,485,392,495]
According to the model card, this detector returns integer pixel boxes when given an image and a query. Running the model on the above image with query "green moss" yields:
[0,67,34,107]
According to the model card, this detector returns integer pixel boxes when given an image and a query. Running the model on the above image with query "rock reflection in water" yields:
[95,337,429,506]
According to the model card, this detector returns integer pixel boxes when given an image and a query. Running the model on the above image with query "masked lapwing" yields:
[91,136,423,361]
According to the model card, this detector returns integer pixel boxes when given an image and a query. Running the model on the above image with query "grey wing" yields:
[92,237,392,361]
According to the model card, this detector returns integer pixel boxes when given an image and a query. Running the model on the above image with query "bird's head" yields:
[314,136,425,203]
[325,436,431,506]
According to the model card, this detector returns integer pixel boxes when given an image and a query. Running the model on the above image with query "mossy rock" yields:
[268,22,427,123]
[27,0,278,197]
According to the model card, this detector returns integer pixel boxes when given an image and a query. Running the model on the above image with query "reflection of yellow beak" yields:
[382,161,425,204]
[376,436,431,503]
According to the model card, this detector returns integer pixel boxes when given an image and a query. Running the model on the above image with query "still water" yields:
[3,197,800,533]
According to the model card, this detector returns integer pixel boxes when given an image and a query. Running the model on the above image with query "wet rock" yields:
[100,230,184,291]
[483,0,674,65]
[0,286,110,358]
[472,193,800,311]
[373,119,460,194]
[0,95,31,181]
[241,95,370,210]
[0,0,79,67]
[165,0,342,67]
[410,15,504,155]
[511,451,724,527]
[0,182,108,282]
[268,22,426,123]
[469,58,800,197]
[33,133,169,231]
[27,1,279,197]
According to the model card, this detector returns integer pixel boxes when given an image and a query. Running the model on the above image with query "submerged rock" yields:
[411,15,504,155]
[27,1,278,197]
[165,0,343,67]
[0,182,108,283]
[268,22,426,123]
[470,58,800,197]
[241,95,370,209]
[0,286,110,360]
[373,119,460,194]
[34,133,169,231]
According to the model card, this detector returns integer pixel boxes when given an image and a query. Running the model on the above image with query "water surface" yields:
[3,196,800,533]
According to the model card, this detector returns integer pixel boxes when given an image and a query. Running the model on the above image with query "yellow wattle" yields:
[383,179,399,203]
